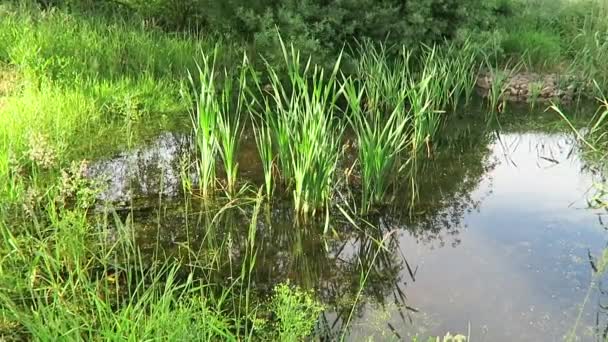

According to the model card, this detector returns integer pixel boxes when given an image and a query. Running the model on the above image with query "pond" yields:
[87,104,608,341]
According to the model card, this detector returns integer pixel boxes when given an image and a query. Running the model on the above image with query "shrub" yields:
[113,0,495,64]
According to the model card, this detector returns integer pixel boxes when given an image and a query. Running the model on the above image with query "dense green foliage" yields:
[27,0,498,65]
[477,0,608,83]
[2,0,608,340]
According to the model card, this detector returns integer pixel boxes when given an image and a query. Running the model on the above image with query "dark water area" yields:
[87,104,608,341]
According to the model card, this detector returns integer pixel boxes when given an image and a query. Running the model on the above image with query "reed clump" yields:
[252,37,345,218]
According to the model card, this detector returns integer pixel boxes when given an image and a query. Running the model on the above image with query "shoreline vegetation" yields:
[1,0,608,340]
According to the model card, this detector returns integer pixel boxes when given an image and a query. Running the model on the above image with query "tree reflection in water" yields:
[99,114,501,339]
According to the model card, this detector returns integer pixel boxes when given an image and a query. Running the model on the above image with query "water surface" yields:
[89,107,608,341]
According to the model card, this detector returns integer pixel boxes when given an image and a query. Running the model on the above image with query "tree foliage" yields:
[103,0,497,62]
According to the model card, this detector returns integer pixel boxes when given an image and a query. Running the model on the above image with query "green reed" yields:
[343,77,411,214]
[253,117,275,199]
[187,49,249,198]
[407,65,442,157]
[217,55,248,196]
[447,39,480,108]
[259,37,344,218]
[187,49,220,200]
[354,41,411,113]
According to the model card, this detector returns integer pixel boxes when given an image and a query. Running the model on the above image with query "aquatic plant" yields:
[336,206,401,340]
[354,41,411,114]
[187,48,251,199]
[485,66,511,113]
[187,49,220,200]
[588,94,608,151]
[551,83,608,154]
[444,39,479,108]
[354,42,467,157]
[343,77,411,214]
[407,66,442,157]
[271,282,324,341]
[217,54,248,196]
[253,117,275,199]
[559,95,608,342]
[260,36,345,218]
[411,42,478,113]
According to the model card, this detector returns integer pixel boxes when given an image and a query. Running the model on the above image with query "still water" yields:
[346,132,607,341]
[89,109,608,341]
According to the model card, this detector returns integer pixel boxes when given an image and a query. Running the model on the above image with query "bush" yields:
[116,0,497,64]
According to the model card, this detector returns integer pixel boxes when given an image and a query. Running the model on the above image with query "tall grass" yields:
[353,41,411,114]
[348,41,480,211]
[259,37,345,218]
[343,77,411,214]
[217,55,248,196]
[253,119,275,199]
[187,49,220,200]
[0,179,324,340]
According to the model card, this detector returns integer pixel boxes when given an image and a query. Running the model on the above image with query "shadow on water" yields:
[86,102,608,340]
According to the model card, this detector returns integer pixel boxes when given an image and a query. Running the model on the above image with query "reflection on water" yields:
[350,132,607,341]
[86,132,193,205]
[90,111,608,341]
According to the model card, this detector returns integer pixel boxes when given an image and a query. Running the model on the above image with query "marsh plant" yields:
[187,50,220,200]
[348,41,474,212]
[487,68,509,113]
[484,61,522,113]
[528,81,543,109]
[343,77,411,214]
[253,118,275,199]
[354,41,411,114]
[217,55,248,196]
[187,49,248,198]
[256,38,345,218]
[407,70,442,156]
[440,40,480,109]
[552,82,608,155]
[354,42,469,158]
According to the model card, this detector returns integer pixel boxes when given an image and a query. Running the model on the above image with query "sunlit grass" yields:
[258,36,345,218]
[343,76,411,214]
[187,49,220,200]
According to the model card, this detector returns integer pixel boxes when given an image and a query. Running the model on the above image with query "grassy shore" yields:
[1,0,608,340]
